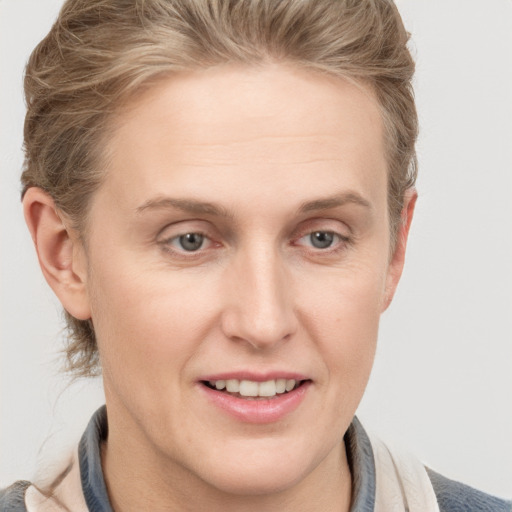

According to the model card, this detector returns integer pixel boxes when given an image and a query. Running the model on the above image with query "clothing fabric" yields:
[1,406,510,511]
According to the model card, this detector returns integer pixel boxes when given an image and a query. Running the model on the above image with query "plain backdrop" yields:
[1,0,511,499]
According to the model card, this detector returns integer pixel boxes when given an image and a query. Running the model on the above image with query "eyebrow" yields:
[136,197,233,218]
[297,192,373,214]
[135,191,372,217]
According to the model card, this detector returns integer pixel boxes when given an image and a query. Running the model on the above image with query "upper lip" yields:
[198,371,310,383]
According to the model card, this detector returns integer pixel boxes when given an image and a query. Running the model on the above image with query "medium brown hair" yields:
[22,0,418,377]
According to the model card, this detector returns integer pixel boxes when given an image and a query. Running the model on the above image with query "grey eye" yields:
[310,231,335,249]
[178,233,205,251]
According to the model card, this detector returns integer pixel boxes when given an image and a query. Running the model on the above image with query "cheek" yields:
[87,257,218,387]
[296,260,386,381]
[299,257,386,329]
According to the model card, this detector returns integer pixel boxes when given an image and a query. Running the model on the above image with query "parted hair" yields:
[22,0,418,377]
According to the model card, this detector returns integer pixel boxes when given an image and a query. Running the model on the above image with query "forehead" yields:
[99,64,387,215]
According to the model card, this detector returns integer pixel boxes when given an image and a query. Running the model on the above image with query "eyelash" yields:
[159,231,214,256]
[294,231,351,254]
[158,229,351,260]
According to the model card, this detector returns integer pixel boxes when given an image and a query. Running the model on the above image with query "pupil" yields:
[179,233,204,251]
[311,231,334,249]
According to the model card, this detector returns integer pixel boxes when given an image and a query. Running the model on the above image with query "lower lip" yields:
[199,382,311,424]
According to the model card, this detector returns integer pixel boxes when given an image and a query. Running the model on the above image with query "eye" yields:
[298,231,342,250]
[167,232,208,252]
[309,231,336,249]
[157,222,223,260]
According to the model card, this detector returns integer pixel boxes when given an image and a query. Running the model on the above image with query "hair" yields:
[22,0,418,377]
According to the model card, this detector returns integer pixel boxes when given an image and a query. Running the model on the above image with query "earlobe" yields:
[381,188,418,312]
[23,187,91,320]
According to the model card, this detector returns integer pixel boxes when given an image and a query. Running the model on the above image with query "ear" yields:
[381,188,417,312]
[23,187,91,320]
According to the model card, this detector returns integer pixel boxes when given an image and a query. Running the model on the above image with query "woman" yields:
[1,0,510,510]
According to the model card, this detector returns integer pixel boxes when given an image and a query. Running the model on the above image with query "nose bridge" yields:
[221,242,297,348]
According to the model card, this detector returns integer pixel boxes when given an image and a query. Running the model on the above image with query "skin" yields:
[24,63,416,511]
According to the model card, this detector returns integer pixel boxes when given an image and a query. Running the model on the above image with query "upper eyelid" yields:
[292,220,351,241]
[156,217,351,246]
[160,229,209,241]
[156,219,216,239]
[160,231,214,250]
[158,235,348,262]
[293,231,349,248]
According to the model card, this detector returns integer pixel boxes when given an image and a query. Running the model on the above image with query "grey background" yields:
[1,0,511,497]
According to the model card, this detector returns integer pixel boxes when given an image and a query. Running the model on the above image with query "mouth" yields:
[201,378,309,399]
[199,375,312,423]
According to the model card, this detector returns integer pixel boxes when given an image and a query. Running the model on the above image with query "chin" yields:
[187,439,328,497]
[202,463,308,497]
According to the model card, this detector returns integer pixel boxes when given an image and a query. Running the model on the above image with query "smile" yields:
[203,378,304,398]
[199,376,311,423]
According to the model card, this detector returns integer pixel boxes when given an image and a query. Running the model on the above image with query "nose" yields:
[220,245,298,350]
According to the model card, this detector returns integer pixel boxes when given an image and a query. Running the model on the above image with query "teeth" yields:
[226,379,240,393]
[276,379,286,394]
[239,380,259,397]
[258,380,276,397]
[208,378,299,397]
[285,379,295,392]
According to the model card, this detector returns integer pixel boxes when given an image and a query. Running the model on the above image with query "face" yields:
[79,64,406,497]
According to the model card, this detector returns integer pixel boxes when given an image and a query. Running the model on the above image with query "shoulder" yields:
[427,468,512,512]
[0,481,30,512]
